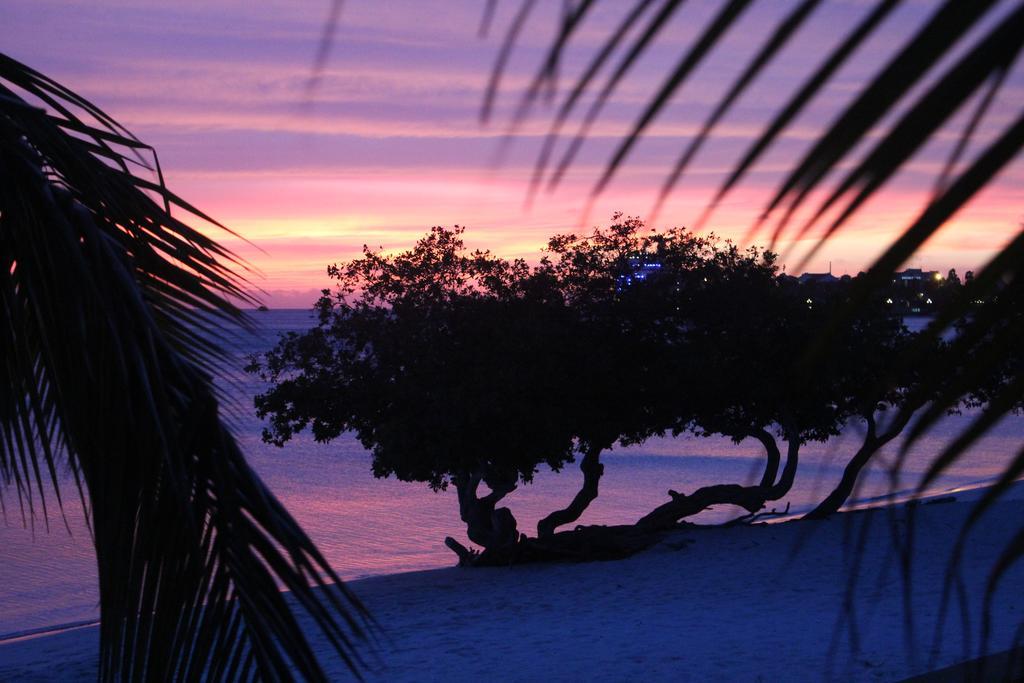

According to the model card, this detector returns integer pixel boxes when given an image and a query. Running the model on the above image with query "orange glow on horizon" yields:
[170,167,1022,306]
[5,0,1021,309]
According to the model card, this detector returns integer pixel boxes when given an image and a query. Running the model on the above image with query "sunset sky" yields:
[4,0,1022,306]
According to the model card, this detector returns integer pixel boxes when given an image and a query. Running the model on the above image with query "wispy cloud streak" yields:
[2,0,1020,306]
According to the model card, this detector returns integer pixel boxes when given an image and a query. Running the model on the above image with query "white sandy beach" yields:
[2,486,1023,682]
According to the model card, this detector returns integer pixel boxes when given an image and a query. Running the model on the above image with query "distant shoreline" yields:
[1,477,986,643]
[4,479,1019,659]
[0,620,99,646]
[5,484,1023,680]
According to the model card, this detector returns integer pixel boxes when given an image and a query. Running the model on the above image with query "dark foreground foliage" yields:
[477,0,1024,595]
[0,54,370,680]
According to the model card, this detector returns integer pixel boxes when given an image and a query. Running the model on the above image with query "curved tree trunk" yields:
[768,427,800,500]
[451,469,520,551]
[804,444,878,520]
[636,426,800,531]
[753,429,782,489]
[804,410,913,519]
[537,447,603,537]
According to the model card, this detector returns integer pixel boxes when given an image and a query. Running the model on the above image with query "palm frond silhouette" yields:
[484,0,1024,596]
[0,53,370,680]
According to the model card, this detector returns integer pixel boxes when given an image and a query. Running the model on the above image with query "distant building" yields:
[795,261,839,285]
[616,256,663,290]
[797,272,838,285]
[893,268,940,284]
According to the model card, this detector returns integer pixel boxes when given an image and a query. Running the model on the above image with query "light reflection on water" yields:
[0,311,1019,636]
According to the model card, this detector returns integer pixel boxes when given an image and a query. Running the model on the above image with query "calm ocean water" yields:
[1,310,1020,637]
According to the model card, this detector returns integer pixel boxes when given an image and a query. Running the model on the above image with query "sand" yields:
[2,486,1023,681]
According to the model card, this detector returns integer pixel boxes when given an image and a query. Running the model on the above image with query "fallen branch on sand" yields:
[445,524,671,567]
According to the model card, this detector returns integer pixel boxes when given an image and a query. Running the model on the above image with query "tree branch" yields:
[752,428,781,489]
[537,446,603,537]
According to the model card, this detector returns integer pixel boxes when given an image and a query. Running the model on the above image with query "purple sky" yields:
[4,0,1022,306]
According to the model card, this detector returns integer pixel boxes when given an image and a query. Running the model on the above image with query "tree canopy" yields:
[251,217,969,564]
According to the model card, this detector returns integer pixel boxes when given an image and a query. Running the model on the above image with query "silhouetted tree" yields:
[482,2,1024,602]
[532,215,711,536]
[907,274,1024,523]
[804,294,947,519]
[533,219,954,526]
[252,219,979,564]
[250,227,625,560]
[622,250,912,526]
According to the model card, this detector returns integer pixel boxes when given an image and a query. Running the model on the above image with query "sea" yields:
[1,310,1021,639]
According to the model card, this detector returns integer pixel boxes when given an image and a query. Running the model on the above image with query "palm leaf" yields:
[481,0,539,125]
[585,0,753,209]
[649,0,823,224]
[757,0,1000,245]
[791,4,1024,266]
[0,53,371,680]
[520,0,656,205]
[486,0,1024,635]
[543,0,689,195]
[698,0,902,232]
[306,0,345,98]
